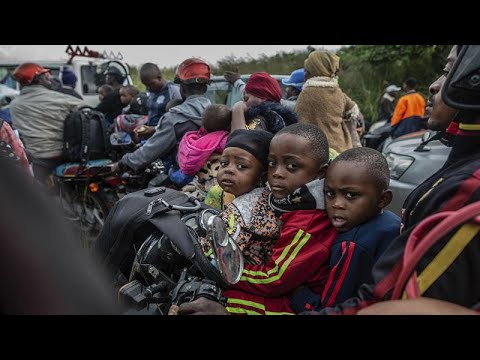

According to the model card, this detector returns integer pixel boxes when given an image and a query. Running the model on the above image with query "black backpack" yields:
[94,187,212,281]
[63,107,110,162]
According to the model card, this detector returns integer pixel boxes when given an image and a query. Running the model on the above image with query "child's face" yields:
[325,161,390,233]
[98,90,106,101]
[119,89,134,106]
[217,147,264,197]
[268,133,323,199]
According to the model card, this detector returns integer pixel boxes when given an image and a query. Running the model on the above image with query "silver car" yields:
[383,131,451,216]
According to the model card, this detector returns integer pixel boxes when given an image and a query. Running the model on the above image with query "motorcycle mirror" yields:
[110,131,132,146]
[206,215,244,285]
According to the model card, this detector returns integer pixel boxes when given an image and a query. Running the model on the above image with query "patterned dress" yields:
[221,188,280,265]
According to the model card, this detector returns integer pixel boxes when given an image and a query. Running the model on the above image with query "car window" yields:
[0,67,17,90]
[205,80,231,106]
[81,65,99,95]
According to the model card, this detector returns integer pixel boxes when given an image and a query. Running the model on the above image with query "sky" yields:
[0,45,342,67]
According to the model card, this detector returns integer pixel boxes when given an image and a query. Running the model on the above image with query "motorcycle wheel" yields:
[72,192,110,249]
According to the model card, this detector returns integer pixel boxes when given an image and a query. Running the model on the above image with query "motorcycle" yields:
[95,186,243,315]
[52,159,121,248]
[119,209,243,315]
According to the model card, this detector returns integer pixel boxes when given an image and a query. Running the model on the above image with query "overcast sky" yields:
[0,45,342,67]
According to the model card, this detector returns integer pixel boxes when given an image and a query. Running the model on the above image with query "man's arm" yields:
[121,116,177,171]
[357,298,479,315]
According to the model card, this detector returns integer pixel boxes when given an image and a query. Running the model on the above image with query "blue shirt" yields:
[147,82,181,126]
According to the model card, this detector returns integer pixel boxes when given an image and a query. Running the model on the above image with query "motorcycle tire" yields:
[73,191,110,249]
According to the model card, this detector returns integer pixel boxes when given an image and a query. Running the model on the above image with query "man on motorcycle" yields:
[114,58,211,177]
[10,63,84,184]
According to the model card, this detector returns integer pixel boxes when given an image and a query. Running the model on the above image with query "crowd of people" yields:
[1,46,479,315]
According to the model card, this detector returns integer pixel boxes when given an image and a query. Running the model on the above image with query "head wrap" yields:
[304,50,340,78]
[245,72,282,103]
[225,129,273,169]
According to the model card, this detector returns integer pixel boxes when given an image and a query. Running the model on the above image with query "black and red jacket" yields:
[224,209,336,315]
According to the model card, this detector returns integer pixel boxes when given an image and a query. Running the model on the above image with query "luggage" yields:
[63,107,110,162]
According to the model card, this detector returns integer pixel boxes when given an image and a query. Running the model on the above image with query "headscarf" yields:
[225,129,273,169]
[304,50,340,78]
[245,72,282,103]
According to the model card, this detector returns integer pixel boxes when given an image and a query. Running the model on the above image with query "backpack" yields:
[63,107,110,162]
[94,186,213,280]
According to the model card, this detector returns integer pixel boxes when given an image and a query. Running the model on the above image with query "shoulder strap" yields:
[392,201,480,300]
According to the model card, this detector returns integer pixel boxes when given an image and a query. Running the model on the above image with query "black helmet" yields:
[103,62,127,82]
[442,45,480,111]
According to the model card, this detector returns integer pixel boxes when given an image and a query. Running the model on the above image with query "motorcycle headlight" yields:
[384,152,414,180]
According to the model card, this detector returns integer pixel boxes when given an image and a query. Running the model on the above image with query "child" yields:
[224,123,337,315]
[170,104,231,188]
[216,129,279,266]
[98,84,113,102]
[292,147,400,312]
[119,85,140,114]
[115,88,149,138]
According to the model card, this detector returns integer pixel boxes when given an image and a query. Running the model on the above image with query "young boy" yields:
[223,123,337,315]
[292,147,400,312]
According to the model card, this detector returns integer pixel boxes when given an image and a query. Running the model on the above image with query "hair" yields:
[404,77,417,89]
[182,83,208,96]
[275,123,329,166]
[140,63,161,79]
[165,98,184,112]
[120,85,139,98]
[202,104,232,132]
[98,84,114,96]
[332,147,390,191]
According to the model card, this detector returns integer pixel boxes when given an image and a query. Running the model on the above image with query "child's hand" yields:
[232,101,247,114]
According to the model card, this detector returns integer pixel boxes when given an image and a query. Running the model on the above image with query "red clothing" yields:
[0,121,32,175]
[224,209,336,314]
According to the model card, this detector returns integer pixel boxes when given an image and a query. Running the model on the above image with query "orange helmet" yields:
[174,58,211,84]
[13,63,51,86]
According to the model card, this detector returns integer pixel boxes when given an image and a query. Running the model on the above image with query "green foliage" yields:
[128,65,145,92]
[128,45,452,121]
[338,45,452,121]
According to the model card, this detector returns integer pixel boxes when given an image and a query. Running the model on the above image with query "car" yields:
[0,84,19,107]
[205,74,289,108]
[0,46,133,107]
[383,130,451,216]
[361,119,390,150]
